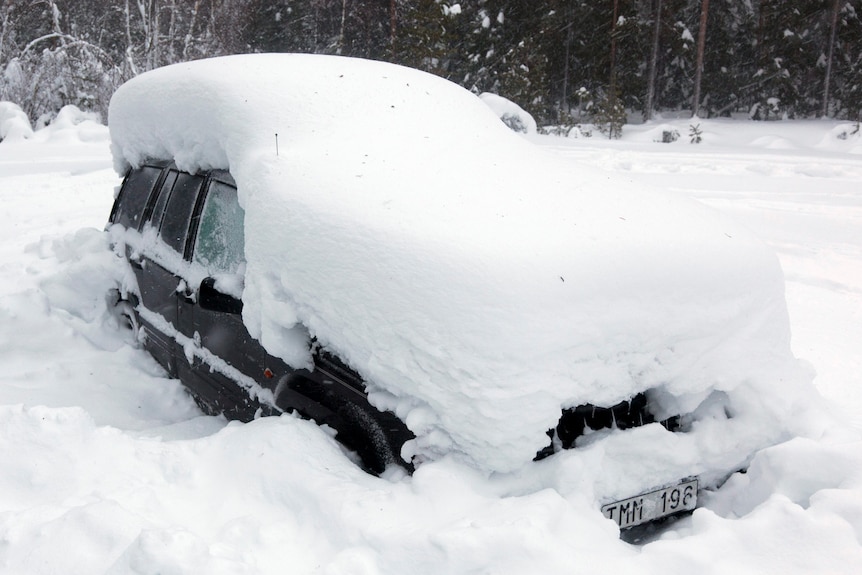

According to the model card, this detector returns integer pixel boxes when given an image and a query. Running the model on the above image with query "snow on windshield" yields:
[109,54,810,472]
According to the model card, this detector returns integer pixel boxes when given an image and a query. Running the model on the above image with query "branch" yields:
[20,32,116,65]
[21,32,71,56]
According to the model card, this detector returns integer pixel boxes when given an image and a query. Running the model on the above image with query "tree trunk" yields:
[822,0,841,118]
[338,0,347,55]
[167,0,177,64]
[610,0,619,96]
[757,0,767,70]
[561,5,573,118]
[47,0,66,46]
[151,0,161,69]
[183,0,201,60]
[645,0,662,121]
[0,7,9,64]
[692,0,709,117]
[607,0,621,139]
[390,0,396,49]
[124,0,139,76]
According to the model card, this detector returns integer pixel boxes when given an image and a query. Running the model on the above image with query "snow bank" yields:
[0,101,33,141]
[1,102,108,147]
[3,109,862,572]
[479,92,538,134]
[109,54,807,473]
[614,117,862,155]
[46,105,106,143]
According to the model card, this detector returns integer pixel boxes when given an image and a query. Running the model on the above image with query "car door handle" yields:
[179,288,197,303]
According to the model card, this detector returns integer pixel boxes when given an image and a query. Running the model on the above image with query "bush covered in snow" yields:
[478,92,537,134]
[0,101,33,141]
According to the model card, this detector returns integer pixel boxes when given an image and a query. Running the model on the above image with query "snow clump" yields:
[479,91,538,134]
[0,101,33,141]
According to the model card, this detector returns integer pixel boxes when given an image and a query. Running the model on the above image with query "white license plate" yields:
[601,478,698,529]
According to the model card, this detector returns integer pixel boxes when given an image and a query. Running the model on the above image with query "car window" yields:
[192,180,245,275]
[159,172,204,253]
[148,170,178,230]
[112,166,162,230]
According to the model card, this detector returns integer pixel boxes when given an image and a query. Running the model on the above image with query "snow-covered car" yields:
[107,54,807,531]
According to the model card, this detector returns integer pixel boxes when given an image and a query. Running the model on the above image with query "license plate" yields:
[601,478,698,529]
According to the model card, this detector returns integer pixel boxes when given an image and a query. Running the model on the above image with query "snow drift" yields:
[109,54,808,473]
[0,101,33,141]
[3,98,860,573]
[478,92,538,134]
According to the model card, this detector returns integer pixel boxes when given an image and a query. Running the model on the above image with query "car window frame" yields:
[186,170,240,265]
[109,160,171,231]
[157,170,206,255]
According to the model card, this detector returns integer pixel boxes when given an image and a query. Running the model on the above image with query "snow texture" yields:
[0,101,34,141]
[478,91,538,134]
[109,54,810,474]
[1,103,862,573]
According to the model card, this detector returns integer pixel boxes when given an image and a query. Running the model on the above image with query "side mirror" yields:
[198,277,243,314]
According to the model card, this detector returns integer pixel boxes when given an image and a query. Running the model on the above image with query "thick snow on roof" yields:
[109,54,799,472]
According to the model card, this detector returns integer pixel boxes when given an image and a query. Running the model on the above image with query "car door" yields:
[176,172,268,418]
[148,170,207,377]
[112,164,198,377]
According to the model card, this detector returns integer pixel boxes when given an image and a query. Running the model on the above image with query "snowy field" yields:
[1,113,861,573]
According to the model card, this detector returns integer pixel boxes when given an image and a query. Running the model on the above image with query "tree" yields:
[826,0,862,120]
[822,0,841,117]
[1,0,860,123]
[645,0,662,120]
[0,0,123,120]
[691,0,709,117]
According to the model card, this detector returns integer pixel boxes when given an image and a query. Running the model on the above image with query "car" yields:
[106,53,805,531]
[107,159,678,475]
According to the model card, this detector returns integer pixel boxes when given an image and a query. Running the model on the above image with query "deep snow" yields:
[0,107,861,573]
[109,55,810,476]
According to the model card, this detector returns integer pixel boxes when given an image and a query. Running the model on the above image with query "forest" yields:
[1,0,860,131]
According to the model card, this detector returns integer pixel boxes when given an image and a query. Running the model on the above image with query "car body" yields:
[107,159,676,475]
[106,54,806,531]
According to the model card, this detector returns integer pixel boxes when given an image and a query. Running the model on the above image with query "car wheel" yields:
[333,401,410,475]
[107,289,142,344]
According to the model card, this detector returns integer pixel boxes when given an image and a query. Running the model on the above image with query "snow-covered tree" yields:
[1,0,859,122]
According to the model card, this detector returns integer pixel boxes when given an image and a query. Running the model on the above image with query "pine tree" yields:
[824,1,862,120]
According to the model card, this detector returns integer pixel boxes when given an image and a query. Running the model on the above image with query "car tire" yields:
[333,401,407,475]
[107,289,142,344]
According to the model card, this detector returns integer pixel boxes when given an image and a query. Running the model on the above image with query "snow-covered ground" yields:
[1,113,861,573]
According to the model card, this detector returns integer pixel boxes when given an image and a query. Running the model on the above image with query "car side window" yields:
[111,166,162,230]
[159,172,205,253]
[192,179,245,275]
[148,170,178,230]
